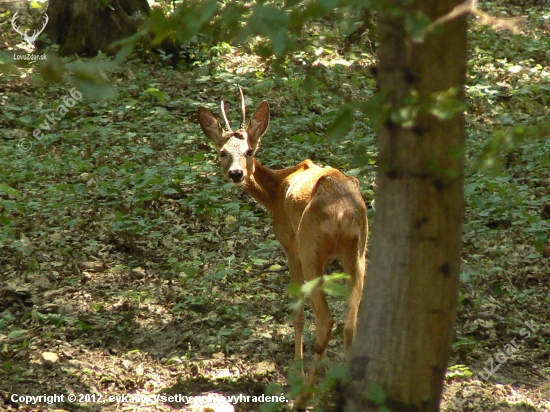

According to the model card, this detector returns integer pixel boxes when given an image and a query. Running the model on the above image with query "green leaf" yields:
[112,31,143,63]
[139,147,156,154]
[327,106,354,139]
[146,87,166,104]
[446,364,473,379]
[362,91,391,129]
[290,134,304,143]
[303,73,319,93]
[180,155,194,163]
[301,277,322,295]
[404,11,431,43]
[288,282,302,298]
[428,88,467,120]
[0,184,20,198]
[183,266,199,277]
[166,356,182,365]
[241,4,291,56]
[77,321,91,331]
[2,200,18,211]
[325,364,349,380]
[324,273,350,282]
[69,62,117,99]
[321,281,350,299]
[90,303,103,312]
[8,329,28,339]
[368,382,386,404]
[194,152,205,161]
[287,299,303,311]
[0,214,11,226]
[534,233,548,253]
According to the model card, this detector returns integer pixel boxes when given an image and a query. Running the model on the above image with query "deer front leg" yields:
[287,252,305,376]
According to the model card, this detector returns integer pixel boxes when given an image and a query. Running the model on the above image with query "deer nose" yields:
[228,169,244,183]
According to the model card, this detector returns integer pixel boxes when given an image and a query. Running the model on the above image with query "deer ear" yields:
[247,101,270,149]
[198,107,224,148]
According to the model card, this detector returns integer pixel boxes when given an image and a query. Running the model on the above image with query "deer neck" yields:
[243,158,286,212]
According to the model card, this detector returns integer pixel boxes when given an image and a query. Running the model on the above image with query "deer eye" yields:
[246,149,254,157]
[220,150,227,158]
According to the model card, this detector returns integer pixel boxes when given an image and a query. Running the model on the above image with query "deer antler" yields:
[11,11,26,36]
[239,87,246,129]
[220,100,233,131]
[27,13,49,43]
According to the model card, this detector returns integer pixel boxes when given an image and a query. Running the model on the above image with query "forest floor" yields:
[1,2,550,411]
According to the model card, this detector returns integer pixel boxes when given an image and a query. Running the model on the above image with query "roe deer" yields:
[198,89,368,405]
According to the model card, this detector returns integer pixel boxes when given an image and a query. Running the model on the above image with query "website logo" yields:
[11,11,49,52]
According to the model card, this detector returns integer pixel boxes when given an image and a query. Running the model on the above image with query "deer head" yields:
[11,11,49,51]
[198,88,270,184]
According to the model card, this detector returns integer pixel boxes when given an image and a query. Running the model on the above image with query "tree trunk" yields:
[45,0,149,56]
[346,1,467,411]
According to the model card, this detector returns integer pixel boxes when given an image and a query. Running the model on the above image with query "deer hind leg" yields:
[293,245,333,410]
[296,232,334,387]
[340,237,366,360]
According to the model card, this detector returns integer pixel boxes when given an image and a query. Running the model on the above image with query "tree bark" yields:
[346,1,467,411]
[45,0,149,56]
